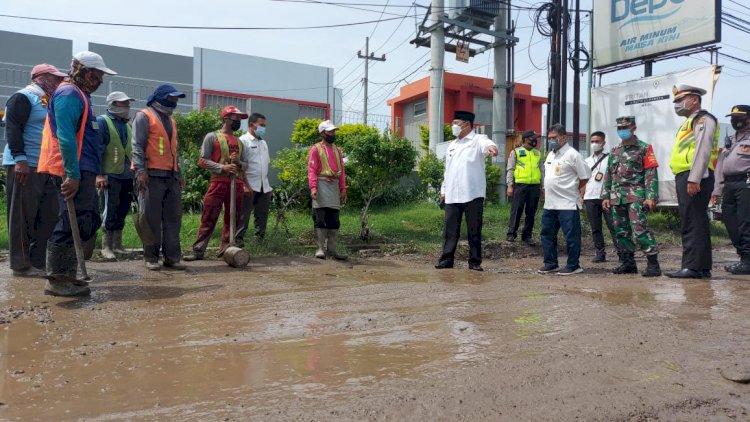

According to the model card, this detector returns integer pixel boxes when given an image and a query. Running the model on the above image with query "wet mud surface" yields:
[1,245,749,421]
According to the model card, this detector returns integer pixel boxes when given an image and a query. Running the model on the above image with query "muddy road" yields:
[1,245,749,421]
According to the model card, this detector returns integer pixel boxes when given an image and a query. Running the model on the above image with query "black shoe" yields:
[537,264,560,274]
[641,254,662,277]
[700,270,712,279]
[183,253,203,262]
[468,263,483,271]
[724,261,741,272]
[522,238,537,247]
[163,261,187,270]
[435,261,454,269]
[592,251,606,263]
[506,235,516,242]
[665,268,702,279]
[557,266,583,275]
[728,261,750,275]
[613,253,637,274]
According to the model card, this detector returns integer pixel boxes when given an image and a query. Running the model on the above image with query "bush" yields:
[271,146,310,232]
[417,152,444,201]
[290,118,322,146]
[180,142,210,211]
[174,108,223,150]
[485,157,503,204]
[418,123,453,153]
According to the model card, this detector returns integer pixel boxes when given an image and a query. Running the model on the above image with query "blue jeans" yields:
[540,208,582,270]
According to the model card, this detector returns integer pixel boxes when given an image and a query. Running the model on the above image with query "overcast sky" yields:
[1,0,747,123]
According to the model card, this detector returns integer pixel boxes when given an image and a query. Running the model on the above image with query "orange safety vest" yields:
[141,107,179,171]
[38,83,90,177]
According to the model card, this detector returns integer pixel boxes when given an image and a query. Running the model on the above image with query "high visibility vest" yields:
[513,147,541,184]
[101,115,133,175]
[314,141,342,177]
[38,83,90,178]
[215,131,243,165]
[669,111,719,175]
[142,108,178,171]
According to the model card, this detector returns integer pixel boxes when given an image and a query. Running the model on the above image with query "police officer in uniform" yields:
[505,130,542,245]
[712,105,750,274]
[601,116,661,277]
[666,84,720,279]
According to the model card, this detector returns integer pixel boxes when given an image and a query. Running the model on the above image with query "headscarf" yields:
[69,59,102,94]
[32,74,62,97]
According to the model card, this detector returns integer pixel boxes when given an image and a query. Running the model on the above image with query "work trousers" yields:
[675,171,714,271]
[139,174,182,264]
[583,199,618,253]
[507,183,540,240]
[5,166,59,270]
[610,201,658,255]
[540,208,581,270]
[721,175,750,258]
[237,188,272,241]
[438,197,485,266]
[101,177,134,232]
[312,207,340,230]
[190,179,244,254]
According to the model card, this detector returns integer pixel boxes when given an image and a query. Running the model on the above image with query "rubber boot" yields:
[592,249,606,263]
[729,255,750,275]
[641,254,662,277]
[83,235,96,261]
[315,228,327,259]
[44,242,90,297]
[326,229,348,260]
[101,231,116,260]
[612,252,638,274]
[112,231,128,255]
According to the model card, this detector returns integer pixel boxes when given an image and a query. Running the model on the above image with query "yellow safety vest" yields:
[314,141,342,177]
[513,147,541,184]
[669,112,719,175]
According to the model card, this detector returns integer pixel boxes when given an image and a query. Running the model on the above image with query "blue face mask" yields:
[548,139,561,151]
[254,126,266,138]
[617,129,632,140]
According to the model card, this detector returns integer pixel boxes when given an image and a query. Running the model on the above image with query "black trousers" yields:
[675,171,714,271]
[439,197,484,266]
[507,183,540,240]
[237,189,272,240]
[100,177,134,232]
[584,198,618,253]
[721,175,750,258]
[312,207,340,230]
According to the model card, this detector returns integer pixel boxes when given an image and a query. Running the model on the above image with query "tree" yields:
[347,133,418,240]
[418,123,453,153]
[417,152,444,202]
[174,107,223,150]
[270,147,310,233]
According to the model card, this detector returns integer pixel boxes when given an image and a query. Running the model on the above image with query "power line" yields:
[0,13,411,30]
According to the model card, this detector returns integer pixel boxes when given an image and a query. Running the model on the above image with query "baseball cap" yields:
[318,119,338,133]
[106,91,135,105]
[73,51,117,75]
[31,63,67,79]
[726,105,750,117]
[221,105,249,119]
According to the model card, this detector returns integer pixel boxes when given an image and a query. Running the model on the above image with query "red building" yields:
[387,72,547,155]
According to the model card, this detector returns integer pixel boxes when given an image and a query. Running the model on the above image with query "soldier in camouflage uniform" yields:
[601,116,662,277]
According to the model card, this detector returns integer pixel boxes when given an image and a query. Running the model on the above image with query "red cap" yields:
[31,63,67,79]
[221,105,248,119]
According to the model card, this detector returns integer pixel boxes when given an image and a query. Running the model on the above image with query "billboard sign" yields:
[591,65,719,205]
[593,0,721,68]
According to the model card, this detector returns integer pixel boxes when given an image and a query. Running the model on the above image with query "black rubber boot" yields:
[641,254,662,277]
[613,252,638,274]
[592,249,606,263]
[728,256,750,275]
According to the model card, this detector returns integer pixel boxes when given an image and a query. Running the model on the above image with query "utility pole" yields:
[428,0,445,153]
[572,0,581,150]
[357,36,386,125]
[560,0,569,129]
[493,2,509,203]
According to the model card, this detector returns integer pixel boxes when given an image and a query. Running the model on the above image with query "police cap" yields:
[726,105,750,117]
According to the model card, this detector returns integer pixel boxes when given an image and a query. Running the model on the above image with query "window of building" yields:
[413,100,427,117]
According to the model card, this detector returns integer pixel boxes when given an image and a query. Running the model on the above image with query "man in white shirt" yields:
[583,131,620,263]
[237,113,273,245]
[436,110,499,271]
[538,123,591,275]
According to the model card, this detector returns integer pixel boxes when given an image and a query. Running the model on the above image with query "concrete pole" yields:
[363,36,369,125]
[493,4,508,203]
[428,0,444,153]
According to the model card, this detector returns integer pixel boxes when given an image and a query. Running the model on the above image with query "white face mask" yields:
[451,124,462,137]
[591,143,603,152]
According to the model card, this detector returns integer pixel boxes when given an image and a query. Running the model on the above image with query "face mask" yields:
[674,101,690,117]
[451,124,462,137]
[731,117,747,131]
[230,120,241,131]
[530,139,538,148]
[591,143,603,152]
[152,102,175,116]
[548,139,561,151]
[254,126,266,138]
[617,129,632,140]
[323,133,336,143]
[108,105,130,119]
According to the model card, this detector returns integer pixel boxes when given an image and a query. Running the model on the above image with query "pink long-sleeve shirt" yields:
[307,142,346,192]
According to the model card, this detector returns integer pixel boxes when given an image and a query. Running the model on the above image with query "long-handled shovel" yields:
[66,198,90,281]
[223,174,250,268]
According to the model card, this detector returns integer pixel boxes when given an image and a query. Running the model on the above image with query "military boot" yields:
[641,254,662,277]
[112,231,128,255]
[326,230,348,260]
[315,228,327,259]
[101,231,116,260]
[592,249,606,263]
[612,252,638,274]
[728,255,750,275]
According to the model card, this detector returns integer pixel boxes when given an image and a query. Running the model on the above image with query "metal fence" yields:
[335,109,393,133]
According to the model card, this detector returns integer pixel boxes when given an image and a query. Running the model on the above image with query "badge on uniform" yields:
[554,165,561,176]
[519,149,527,157]
[91,121,100,130]
[595,172,603,181]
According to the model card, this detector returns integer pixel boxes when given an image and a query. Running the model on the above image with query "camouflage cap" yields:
[615,116,636,127]
[726,105,750,117]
